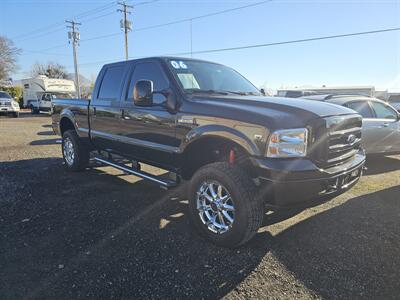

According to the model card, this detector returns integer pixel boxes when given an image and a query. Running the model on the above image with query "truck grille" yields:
[312,115,362,168]
[0,101,11,107]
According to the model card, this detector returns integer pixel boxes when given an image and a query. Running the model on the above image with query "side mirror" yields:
[14,97,18,101]
[260,88,266,96]
[134,80,153,106]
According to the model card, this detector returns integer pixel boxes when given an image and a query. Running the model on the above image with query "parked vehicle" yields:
[276,90,317,98]
[0,91,20,118]
[387,95,400,112]
[52,57,365,248]
[22,75,75,114]
[302,94,400,155]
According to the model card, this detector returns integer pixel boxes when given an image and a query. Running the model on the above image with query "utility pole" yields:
[118,2,133,60]
[66,20,81,98]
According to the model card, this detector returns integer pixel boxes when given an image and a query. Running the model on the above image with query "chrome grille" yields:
[312,115,362,168]
[0,101,11,107]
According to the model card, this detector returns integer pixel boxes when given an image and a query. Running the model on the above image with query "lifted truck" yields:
[52,57,365,248]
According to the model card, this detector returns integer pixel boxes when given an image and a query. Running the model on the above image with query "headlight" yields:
[12,101,19,108]
[266,128,308,158]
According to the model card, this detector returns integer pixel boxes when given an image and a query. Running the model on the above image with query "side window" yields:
[346,101,374,118]
[98,65,125,100]
[370,101,397,120]
[126,62,169,104]
[42,94,50,101]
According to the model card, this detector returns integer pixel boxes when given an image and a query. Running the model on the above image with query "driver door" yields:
[345,100,387,154]
[118,61,179,169]
[40,93,52,110]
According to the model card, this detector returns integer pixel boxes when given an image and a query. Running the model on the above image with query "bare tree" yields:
[30,61,69,79]
[0,36,21,80]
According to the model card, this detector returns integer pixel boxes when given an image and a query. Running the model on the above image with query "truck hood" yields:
[191,95,356,128]
[0,98,12,102]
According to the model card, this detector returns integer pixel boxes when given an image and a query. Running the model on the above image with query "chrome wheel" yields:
[63,137,75,166]
[196,181,235,234]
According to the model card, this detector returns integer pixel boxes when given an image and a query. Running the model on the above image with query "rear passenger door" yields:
[118,61,179,169]
[90,63,129,152]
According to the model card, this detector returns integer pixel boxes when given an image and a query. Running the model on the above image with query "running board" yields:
[93,156,178,188]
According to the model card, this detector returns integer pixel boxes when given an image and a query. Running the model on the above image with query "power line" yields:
[78,0,272,43]
[22,50,70,57]
[72,27,400,68]
[20,44,70,57]
[170,27,400,56]
[12,0,161,43]
[134,0,272,32]
[12,2,116,40]
[80,32,123,43]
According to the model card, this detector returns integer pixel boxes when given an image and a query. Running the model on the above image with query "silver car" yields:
[303,95,400,155]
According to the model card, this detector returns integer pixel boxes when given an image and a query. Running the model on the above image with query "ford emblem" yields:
[347,134,356,144]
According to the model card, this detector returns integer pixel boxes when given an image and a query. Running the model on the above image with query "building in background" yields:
[276,86,375,98]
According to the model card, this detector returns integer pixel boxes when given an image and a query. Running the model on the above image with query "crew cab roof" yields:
[102,56,223,69]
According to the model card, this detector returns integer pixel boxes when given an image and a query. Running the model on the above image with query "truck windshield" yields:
[167,59,260,96]
[50,93,73,99]
[0,92,11,99]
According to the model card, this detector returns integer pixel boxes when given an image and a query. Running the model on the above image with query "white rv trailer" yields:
[22,76,75,113]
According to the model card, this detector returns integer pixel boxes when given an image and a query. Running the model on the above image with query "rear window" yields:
[98,65,125,100]
[284,91,303,98]
[346,101,374,118]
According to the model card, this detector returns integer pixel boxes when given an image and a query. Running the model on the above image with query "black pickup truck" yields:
[52,57,365,247]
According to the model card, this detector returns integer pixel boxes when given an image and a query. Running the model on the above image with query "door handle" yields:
[381,123,390,128]
[93,107,96,116]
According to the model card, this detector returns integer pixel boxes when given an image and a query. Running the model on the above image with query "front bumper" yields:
[0,107,19,113]
[251,151,365,209]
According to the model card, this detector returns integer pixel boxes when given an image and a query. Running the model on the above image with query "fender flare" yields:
[179,124,262,156]
[59,109,81,137]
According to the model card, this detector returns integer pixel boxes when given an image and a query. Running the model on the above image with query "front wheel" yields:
[62,130,89,171]
[188,162,264,248]
[30,105,39,114]
[13,112,19,118]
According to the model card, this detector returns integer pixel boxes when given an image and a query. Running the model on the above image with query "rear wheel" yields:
[188,162,264,248]
[62,130,89,171]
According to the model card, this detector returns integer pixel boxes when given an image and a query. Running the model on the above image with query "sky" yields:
[1,0,399,92]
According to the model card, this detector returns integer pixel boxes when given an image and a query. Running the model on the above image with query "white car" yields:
[0,91,20,118]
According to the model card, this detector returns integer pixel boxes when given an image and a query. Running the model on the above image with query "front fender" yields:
[180,124,264,156]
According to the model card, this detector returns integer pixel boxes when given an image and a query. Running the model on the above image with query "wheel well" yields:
[60,117,75,136]
[180,137,251,180]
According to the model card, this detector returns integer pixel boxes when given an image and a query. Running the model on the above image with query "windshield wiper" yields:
[186,89,229,95]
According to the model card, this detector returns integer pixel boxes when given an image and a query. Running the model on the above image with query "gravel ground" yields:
[1,113,400,299]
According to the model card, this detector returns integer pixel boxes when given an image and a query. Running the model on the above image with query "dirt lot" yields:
[1,113,400,299]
